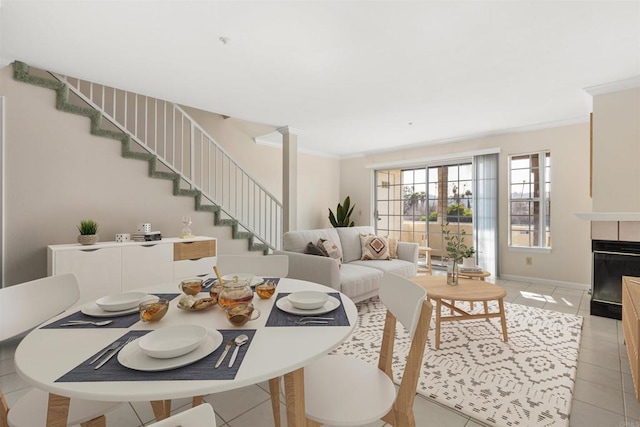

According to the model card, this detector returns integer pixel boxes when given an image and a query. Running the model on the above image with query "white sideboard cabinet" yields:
[48,236,217,306]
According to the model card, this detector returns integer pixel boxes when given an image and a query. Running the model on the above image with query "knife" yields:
[215,339,234,368]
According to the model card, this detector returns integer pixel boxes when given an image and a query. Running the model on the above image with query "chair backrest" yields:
[379,272,427,338]
[0,273,80,342]
[216,255,289,277]
[148,403,216,426]
[377,273,432,426]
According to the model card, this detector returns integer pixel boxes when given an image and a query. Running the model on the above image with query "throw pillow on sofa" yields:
[318,238,343,267]
[360,234,391,260]
[304,241,327,256]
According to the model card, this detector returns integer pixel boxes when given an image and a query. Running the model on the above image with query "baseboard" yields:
[499,274,590,291]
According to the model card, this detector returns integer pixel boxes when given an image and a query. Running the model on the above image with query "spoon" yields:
[228,334,249,368]
[60,320,113,326]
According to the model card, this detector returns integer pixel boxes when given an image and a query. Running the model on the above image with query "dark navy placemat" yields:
[56,328,257,382]
[265,292,349,327]
[42,293,180,329]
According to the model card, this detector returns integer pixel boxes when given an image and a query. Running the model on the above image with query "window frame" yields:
[507,150,551,250]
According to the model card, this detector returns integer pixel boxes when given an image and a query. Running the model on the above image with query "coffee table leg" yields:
[483,301,489,321]
[498,298,508,342]
[435,298,442,349]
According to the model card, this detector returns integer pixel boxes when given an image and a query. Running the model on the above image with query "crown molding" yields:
[584,76,640,96]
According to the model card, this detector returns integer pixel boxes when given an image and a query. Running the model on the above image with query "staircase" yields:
[13,61,282,253]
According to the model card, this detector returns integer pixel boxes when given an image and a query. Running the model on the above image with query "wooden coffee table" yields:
[411,275,508,349]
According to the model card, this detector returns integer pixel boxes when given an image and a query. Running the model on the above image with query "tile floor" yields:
[1,274,637,427]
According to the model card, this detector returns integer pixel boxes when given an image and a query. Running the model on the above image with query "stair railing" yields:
[55,75,282,250]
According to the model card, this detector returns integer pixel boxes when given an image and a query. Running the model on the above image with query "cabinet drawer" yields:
[175,257,216,280]
[174,240,216,261]
[122,244,174,291]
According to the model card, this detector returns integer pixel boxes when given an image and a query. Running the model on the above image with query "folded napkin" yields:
[56,328,257,383]
[42,293,180,329]
[265,292,350,327]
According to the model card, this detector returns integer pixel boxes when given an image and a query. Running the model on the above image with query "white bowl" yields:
[138,325,208,359]
[287,291,329,310]
[95,292,149,312]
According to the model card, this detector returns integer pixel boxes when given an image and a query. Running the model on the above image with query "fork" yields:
[89,341,121,364]
[94,336,137,369]
[60,320,113,327]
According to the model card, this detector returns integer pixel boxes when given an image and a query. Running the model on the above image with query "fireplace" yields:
[592,240,640,319]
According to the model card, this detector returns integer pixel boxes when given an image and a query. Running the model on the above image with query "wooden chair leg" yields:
[80,415,106,427]
[47,393,71,427]
[150,400,171,421]
[268,377,282,427]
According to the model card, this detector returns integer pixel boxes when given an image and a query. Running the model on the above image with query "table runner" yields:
[42,294,180,329]
[56,328,257,382]
[265,292,350,327]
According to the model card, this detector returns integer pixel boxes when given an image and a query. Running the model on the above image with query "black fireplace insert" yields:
[592,240,640,320]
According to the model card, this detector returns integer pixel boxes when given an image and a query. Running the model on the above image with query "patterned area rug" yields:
[332,298,583,427]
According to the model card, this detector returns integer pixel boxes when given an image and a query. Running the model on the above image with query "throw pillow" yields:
[360,234,391,260]
[387,236,398,259]
[317,238,343,267]
[304,241,327,257]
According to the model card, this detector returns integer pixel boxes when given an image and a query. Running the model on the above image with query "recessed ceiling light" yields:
[219,37,230,45]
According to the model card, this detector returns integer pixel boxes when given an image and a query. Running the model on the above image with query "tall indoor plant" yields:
[329,196,355,227]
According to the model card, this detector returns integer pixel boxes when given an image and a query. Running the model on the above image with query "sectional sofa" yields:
[275,226,418,302]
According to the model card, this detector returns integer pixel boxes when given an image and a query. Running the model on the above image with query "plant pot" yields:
[78,234,99,245]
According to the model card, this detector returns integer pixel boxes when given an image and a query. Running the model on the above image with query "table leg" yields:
[269,377,282,427]
[283,368,306,427]
[150,400,171,421]
[192,396,204,407]
[435,299,442,349]
[483,301,489,321]
[450,299,455,315]
[46,393,70,427]
[498,298,508,342]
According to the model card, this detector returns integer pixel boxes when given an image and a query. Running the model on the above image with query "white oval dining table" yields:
[14,278,358,426]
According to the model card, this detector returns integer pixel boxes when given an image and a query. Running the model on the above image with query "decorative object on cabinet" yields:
[181,216,195,238]
[77,219,99,245]
[115,233,131,242]
[623,276,640,401]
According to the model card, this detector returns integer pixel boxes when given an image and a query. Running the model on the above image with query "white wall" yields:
[592,87,640,212]
[340,123,592,287]
[0,65,341,285]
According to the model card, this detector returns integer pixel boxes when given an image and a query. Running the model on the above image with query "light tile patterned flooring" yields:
[1,274,637,427]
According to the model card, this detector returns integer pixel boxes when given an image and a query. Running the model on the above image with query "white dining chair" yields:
[273,272,433,427]
[215,254,289,278]
[0,273,122,427]
[147,403,216,426]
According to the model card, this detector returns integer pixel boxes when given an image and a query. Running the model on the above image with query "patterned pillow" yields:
[360,234,391,260]
[387,236,398,259]
[317,238,343,267]
[304,241,327,257]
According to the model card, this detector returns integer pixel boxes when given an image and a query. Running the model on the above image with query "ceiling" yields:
[1,1,639,157]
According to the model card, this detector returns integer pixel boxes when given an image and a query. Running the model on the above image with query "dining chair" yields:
[272,272,433,427]
[0,273,121,427]
[147,403,216,426]
[215,254,289,278]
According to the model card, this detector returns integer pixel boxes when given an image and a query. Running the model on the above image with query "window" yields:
[508,151,551,248]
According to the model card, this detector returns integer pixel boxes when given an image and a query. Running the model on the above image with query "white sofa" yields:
[275,226,418,302]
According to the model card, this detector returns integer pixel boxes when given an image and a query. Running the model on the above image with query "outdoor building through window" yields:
[508,151,551,248]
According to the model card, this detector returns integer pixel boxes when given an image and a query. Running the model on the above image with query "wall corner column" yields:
[278,126,299,232]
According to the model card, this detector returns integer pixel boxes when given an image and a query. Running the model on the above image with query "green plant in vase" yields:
[77,219,99,245]
[442,222,470,285]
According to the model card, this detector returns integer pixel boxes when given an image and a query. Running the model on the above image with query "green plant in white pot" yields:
[77,219,99,245]
[461,246,476,268]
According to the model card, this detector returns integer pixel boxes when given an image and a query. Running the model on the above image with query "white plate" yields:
[81,295,159,318]
[118,329,224,372]
[276,295,341,316]
[96,292,150,312]
[138,325,208,359]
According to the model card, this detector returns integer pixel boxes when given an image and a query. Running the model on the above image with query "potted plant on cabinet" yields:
[461,246,476,268]
[77,219,99,245]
